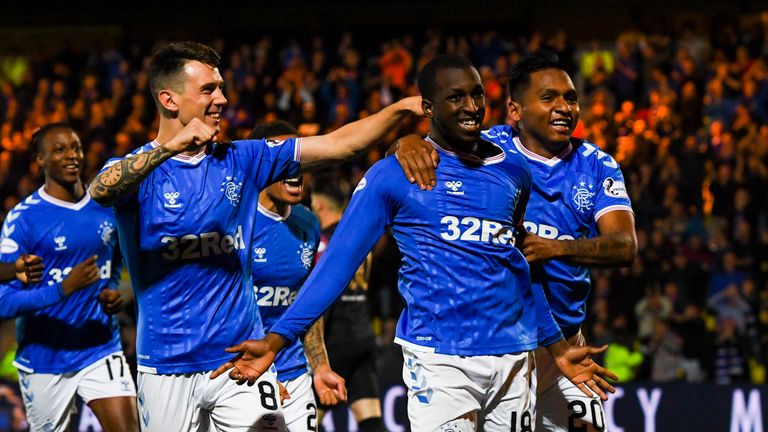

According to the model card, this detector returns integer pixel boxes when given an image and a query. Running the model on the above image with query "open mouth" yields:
[63,163,80,173]
[458,118,481,132]
[283,176,303,194]
[550,118,572,132]
[207,112,221,122]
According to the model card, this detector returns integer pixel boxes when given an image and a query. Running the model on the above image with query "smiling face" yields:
[167,60,227,133]
[424,66,485,149]
[36,127,83,186]
[509,68,579,154]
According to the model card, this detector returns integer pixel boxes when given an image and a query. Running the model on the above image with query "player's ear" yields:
[422,98,434,119]
[507,97,521,123]
[158,89,178,114]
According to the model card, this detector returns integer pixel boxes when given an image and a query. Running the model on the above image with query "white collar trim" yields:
[150,140,206,165]
[425,135,506,165]
[258,203,291,221]
[38,187,91,210]
[512,136,571,167]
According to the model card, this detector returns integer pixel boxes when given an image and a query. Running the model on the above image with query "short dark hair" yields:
[32,122,74,154]
[507,49,563,101]
[417,55,476,100]
[248,120,299,140]
[310,171,348,211]
[148,41,221,114]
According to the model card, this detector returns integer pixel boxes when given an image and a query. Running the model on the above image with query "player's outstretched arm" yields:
[298,96,422,172]
[0,255,99,319]
[210,333,287,385]
[546,340,618,401]
[519,211,637,266]
[303,317,347,405]
[89,118,216,206]
[392,134,440,190]
[0,254,43,283]
[215,163,394,385]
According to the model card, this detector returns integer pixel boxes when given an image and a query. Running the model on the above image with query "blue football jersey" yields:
[483,125,634,338]
[101,138,301,374]
[271,139,563,356]
[0,188,121,373]
[251,204,319,382]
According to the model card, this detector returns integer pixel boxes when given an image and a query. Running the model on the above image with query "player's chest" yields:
[528,166,598,234]
[250,222,316,286]
[418,167,523,221]
[33,209,116,254]
[144,164,250,227]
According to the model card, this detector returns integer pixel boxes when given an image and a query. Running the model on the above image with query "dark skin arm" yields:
[518,210,637,267]
[98,284,133,315]
[0,255,44,283]
[211,333,618,399]
[546,339,617,400]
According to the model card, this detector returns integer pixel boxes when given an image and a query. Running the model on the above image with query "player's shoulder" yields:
[231,137,297,154]
[5,190,45,222]
[481,124,515,146]
[289,204,320,233]
[363,156,406,183]
[345,157,403,202]
[104,141,156,168]
[568,137,622,172]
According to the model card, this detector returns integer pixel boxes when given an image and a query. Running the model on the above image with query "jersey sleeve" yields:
[237,138,301,190]
[269,161,399,344]
[0,210,66,318]
[593,154,633,222]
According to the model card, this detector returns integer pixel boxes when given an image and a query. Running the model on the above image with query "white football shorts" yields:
[18,351,136,432]
[401,346,535,432]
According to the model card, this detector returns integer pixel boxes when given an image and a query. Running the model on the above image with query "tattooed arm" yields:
[519,210,637,267]
[302,316,347,405]
[89,118,216,206]
[302,316,330,371]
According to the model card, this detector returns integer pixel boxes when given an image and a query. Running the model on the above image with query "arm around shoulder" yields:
[298,96,422,172]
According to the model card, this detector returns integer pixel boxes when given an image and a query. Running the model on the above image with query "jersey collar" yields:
[38,186,91,210]
[150,140,207,165]
[512,136,572,167]
[258,203,291,221]
[425,135,506,165]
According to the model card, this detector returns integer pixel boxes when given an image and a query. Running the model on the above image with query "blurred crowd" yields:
[1,12,768,422]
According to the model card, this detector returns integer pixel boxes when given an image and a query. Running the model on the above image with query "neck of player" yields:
[45,178,86,203]
[258,190,290,219]
[518,128,570,159]
[429,129,501,159]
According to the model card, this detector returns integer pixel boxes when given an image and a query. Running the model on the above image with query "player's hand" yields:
[278,381,291,404]
[550,342,618,401]
[61,255,99,296]
[517,230,561,264]
[210,334,285,385]
[163,117,217,155]
[98,288,124,314]
[312,363,347,406]
[394,134,439,190]
[14,254,43,284]
[395,96,425,116]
